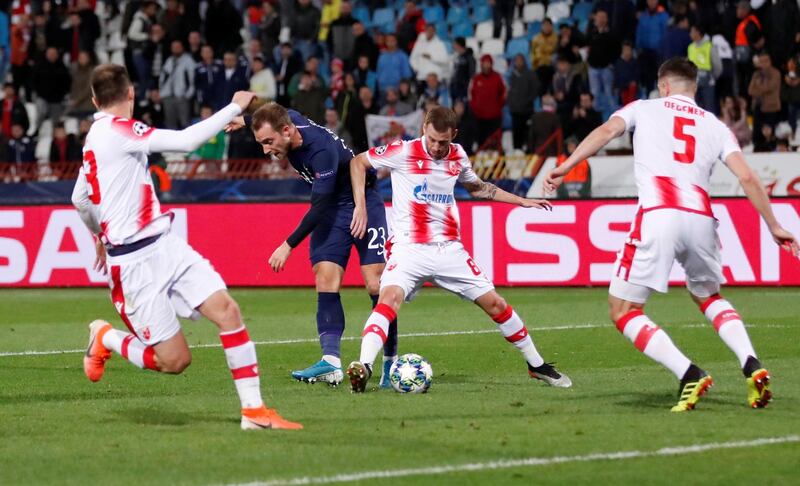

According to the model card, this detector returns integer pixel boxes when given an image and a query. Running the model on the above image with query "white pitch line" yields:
[0,324,596,357]
[0,322,789,358]
[228,435,800,486]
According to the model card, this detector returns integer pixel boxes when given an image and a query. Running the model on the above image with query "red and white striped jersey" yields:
[612,95,741,217]
[76,112,169,246]
[367,137,479,244]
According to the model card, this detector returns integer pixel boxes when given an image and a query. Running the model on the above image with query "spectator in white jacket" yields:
[159,39,197,129]
[410,24,450,92]
[249,55,276,101]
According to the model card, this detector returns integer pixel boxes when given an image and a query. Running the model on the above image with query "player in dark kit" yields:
[227,102,398,386]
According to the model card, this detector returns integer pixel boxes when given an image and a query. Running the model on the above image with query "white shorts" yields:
[106,232,227,346]
[610,208,725,303]
[380,240,495,302]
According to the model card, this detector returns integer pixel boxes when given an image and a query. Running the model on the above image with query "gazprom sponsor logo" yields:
[413,180,454,204]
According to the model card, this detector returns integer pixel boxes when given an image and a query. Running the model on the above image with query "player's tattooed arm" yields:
[463,178,552,210]
[463,180,498,200]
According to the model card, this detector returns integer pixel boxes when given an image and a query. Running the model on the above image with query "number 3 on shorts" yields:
[367,227,387,256]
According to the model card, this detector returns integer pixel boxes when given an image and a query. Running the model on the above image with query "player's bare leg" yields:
[690,291,771,408]
[361,262,399,388]
[290,262,346,385]
[474,290,571,388]
[347,285,404,393]
[609,292,712,412]
[199,289,302,430]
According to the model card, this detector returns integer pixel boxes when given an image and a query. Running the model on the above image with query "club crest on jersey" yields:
[132,121,151,137]
[447,160,461,176]
[141,327,151,340]
[413,179,454,204]
[374,144,387,155]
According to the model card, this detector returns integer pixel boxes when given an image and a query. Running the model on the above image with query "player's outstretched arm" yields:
[147,91,257,153]
[544,116,626,193]
[349,152,371,239]
[725,151,800,256]
[462,178,552,210]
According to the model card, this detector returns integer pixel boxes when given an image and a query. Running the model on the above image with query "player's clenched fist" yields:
[231,91,257,112]
[543,169,565,194]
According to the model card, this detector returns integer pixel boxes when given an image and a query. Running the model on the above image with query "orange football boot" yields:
[241,405,303,430]
[84,320,113,382]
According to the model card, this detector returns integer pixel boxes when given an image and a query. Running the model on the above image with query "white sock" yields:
[102,328,157,370]
[359,304,396,368]
[702,296,756,368]
[220,326,263,409]
[322,354,342,368]
[383,355,397,363]
[615,310,691,379]
[492,306,545,368]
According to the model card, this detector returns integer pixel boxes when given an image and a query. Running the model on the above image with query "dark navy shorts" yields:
[310,188,388,268]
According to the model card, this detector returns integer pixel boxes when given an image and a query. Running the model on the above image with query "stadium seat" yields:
[527,21,541,39]
[472,5,492,23]
[436,22,450,41]
[546,2,571,23]
[445,5,469,25]
[572,2,593,22]
[481,38,505,57]
[505,37,530,61]
[492,55,508,74]
[352,6,371,26]
[423,5,444,23]
[451,22,474,38]
[465,37,481,55]
[522,3,545,23]
[475,20,499,41]
[372,7,396,32]
[510,19,526,38]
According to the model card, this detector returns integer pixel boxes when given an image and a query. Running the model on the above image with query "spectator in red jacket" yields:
[396,1,425,54]
[468,54,506,149]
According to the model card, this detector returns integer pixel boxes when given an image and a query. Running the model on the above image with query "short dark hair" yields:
[542,17,552,25]
[90,63,131,108]
[424,106,458,133]
[252,102,292,132]
[657,57,698,82]
[454,36,466,47]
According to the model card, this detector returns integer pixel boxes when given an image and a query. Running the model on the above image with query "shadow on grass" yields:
[0,388,171,404]
[113,407,234,427]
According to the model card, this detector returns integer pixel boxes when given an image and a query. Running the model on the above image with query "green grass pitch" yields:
[1,287,799,485]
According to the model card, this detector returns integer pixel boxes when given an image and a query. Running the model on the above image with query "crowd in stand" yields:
[1,0,799,181]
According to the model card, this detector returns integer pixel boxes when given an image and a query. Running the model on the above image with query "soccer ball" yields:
[389,353,433,393]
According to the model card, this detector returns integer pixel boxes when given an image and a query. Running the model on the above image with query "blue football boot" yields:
[379,358,395,389]
[291,359,343,386]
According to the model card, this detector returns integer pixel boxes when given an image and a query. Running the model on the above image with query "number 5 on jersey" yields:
[83,150,101,203]
[673,116,696,164]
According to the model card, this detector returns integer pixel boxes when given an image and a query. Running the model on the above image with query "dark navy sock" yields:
[371,294,398,358]
[317,292,345,358]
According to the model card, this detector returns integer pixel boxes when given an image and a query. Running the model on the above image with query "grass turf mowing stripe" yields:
[228,435,800,486]
[0,322,790,357]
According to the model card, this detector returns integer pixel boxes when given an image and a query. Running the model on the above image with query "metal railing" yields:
[2,128,564,185]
